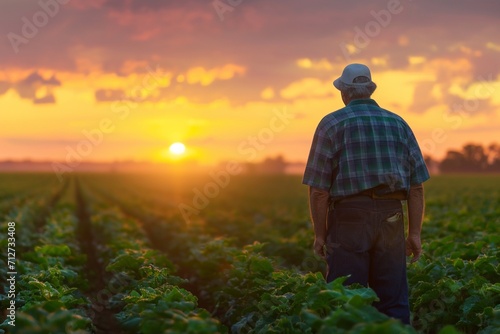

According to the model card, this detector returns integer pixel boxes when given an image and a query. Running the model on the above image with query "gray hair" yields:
[338,76,377,100]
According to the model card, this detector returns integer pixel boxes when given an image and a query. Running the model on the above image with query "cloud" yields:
[280,78,334,99]
[34,95,56,104]
[4,137,78,146]
[409,81,439,114]
[105,1,215,43]
[14,72,61,104]
[408,56,426,66]
[446,96,495,117]
[0,82,11,96]
[296,58,335,71]
[95,89,126,102]
[185,64,246,86]
[260,87,275,100]
[20,72,61,86]
[406,59,498,115]
[486,42,500,52]
[69,0,107,10]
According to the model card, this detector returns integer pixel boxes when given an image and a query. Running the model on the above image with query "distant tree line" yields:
[244,155,288,174]
[243,143,500,175]
[428,143,500,173]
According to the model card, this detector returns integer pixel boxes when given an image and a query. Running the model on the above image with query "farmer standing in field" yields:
[302,63,429,325]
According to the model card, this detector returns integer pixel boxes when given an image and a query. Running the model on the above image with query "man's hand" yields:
[406,234,422,263]
[313,238,326,259]
[407,183,425,264]
[308,186,330,260]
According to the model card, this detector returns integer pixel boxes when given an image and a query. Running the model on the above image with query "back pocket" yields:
[381,211,404,249]
[333,208,372,253]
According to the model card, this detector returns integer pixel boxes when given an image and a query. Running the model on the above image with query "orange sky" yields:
[1,0,499,167]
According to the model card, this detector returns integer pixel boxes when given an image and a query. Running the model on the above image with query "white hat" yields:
[333,63,372,90]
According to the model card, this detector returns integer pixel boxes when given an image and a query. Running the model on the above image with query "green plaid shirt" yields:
[303,99,430,198]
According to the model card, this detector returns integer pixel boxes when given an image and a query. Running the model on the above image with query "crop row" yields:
[80,181,226,333]
[1,198,93,333]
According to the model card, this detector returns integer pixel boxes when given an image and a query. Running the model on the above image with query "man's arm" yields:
[308,186,330,258]
[406,183,425,263]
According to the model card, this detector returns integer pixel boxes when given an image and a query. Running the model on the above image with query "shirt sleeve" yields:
[407,129,430,185]
[302,122,335,191]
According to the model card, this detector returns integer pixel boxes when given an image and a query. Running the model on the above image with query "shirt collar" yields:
[347,98,379,107]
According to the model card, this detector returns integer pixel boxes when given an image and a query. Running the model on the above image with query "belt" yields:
[358,188,407,200]
[334,188,407,205]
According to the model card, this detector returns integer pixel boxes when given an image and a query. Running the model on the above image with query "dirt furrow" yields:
[74,179,123,334]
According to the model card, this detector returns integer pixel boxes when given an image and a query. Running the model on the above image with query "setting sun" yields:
[169,142,186,155]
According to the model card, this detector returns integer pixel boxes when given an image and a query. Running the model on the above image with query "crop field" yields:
[0,173,499,334]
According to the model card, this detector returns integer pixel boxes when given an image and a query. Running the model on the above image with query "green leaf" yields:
[249,257,274,275]
[121,316,142,330]
[106,253,142,273]
[41,300,65,312]
[35,244,71,257]
[462,295,481,315]
[347,295,366,308]
[437,325,462,334]
[485,283,500,294]
[453,258,464,269]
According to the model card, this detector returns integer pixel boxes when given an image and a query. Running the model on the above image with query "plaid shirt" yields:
[303,99,430,198]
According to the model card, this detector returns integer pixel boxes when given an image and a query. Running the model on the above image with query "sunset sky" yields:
[1,0,499,168]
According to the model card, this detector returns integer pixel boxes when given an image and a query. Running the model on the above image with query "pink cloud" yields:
[68,0,107,10]
[107,6,215,42]
[12,72,61,104]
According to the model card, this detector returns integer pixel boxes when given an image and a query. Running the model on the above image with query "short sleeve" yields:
[407,130,430,185]
[302,122,335,190]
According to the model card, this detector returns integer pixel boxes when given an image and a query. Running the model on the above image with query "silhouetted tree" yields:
[440,143,500,173]
[244,155,288,174]
[440,150,467,173]
[260,155,287,174]
[462,144,488,171]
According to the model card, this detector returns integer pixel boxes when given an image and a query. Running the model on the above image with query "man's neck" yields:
[344,96,372,106]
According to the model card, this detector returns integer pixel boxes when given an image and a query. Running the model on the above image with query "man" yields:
[302,63,429,325]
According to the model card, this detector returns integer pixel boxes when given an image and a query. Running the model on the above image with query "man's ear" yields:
[341,90,348,105]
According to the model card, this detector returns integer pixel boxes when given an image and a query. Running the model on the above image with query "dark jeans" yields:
[325,196,410,325]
